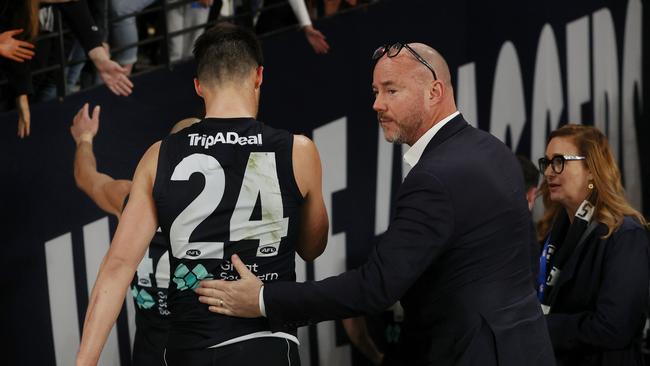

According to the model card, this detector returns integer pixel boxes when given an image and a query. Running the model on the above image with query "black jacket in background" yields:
[545,217,650,366]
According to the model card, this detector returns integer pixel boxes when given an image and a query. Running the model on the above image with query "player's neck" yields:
[203,88,257,119]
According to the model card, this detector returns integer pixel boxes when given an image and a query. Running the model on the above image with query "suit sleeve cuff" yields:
[259,285,267,317]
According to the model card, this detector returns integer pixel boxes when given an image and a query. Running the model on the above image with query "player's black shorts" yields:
[164,337,300,366]
[132,328,166,366]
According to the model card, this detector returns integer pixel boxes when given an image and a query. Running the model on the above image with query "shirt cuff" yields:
[287,0,312,27]
[259,285,267,317]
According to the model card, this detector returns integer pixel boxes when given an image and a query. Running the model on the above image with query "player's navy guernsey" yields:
[123,197,171,364]
[152,117,304,350]
[131,230,171,359]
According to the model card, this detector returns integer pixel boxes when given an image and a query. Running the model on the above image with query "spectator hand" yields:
[0,29,35,62]
[96,58,133,96]
[70,103,100,145]
[16,95,30,138]
[88,46,133,96]
[303,25,330,54]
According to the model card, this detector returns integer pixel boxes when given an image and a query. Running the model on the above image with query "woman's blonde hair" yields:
[537,124,647,240]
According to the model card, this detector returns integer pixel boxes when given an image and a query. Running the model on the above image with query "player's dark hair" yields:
[193,23,263,85]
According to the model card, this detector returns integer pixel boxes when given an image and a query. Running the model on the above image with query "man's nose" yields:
[373,95,385,112]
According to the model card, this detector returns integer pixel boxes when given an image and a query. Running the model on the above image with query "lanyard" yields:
[537,235,551,302]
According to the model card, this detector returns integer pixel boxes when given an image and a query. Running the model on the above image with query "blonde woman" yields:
[537,124,649,366]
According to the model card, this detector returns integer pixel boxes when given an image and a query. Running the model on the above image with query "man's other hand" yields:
[195,254,264,318]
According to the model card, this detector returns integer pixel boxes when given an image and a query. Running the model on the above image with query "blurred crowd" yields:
[0,0,375,138]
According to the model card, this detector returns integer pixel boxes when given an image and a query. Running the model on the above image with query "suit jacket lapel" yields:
[421,114,470,157]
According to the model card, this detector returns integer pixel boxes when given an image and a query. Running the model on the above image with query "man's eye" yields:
[388,89,397,95]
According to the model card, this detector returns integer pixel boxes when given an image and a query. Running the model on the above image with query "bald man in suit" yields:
[197,42,555,366]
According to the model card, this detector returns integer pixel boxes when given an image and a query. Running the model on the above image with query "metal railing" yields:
[0,0,378,102]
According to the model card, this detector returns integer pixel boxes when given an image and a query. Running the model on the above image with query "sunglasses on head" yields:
[372,42,438,80]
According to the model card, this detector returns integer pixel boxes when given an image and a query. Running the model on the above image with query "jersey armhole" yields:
[287,134,305,204]
[152,139,170,203]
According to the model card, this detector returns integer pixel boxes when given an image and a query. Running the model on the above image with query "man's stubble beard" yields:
[381,110,425,146]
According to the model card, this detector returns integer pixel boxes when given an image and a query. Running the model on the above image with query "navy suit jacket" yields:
[264,115,555,365]
[546,217,650,366]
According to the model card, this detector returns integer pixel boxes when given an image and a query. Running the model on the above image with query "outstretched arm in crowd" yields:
[71,103,132,218]
[287,0,330,54]
[0,30,35,138]
[0,29,35,62]
[56,0,134,96]
[87,45,134,96]
[16,95,30,138]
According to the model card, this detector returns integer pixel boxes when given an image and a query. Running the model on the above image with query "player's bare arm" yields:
[76,142,160,366]
[292,134,328,261]
[71,103,132,218]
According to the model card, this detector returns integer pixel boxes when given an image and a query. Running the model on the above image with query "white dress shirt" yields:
[403,111,460,168]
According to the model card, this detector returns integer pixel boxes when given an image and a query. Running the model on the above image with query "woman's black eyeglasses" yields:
[372,42,438,80]
[538,155,586,174]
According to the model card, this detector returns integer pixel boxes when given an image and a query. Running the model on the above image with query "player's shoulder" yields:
[138,141,162,173]
[143,140,162,160]
[291,135,320,173]
[293,134,313,146]
[292,134,317,153]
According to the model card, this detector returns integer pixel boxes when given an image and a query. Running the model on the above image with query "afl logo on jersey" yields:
[257,244,280,257]
[139,278,151,286]
[259,246,276,254]
[186,249,201,257]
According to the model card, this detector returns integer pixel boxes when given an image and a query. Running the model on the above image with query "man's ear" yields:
[255,66,264,89]
[194,78,203,97]
[429,80,444,102]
